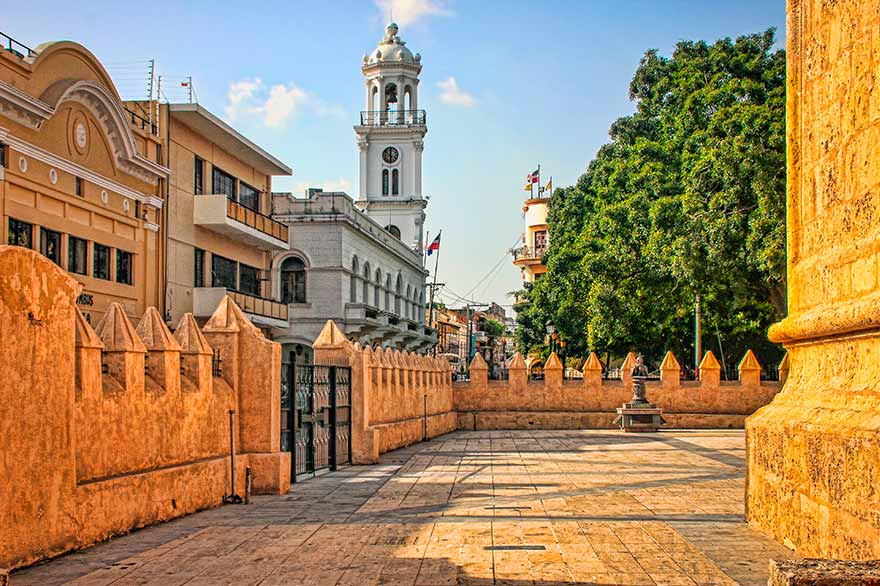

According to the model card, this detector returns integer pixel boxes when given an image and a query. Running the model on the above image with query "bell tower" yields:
[355,22,428,254]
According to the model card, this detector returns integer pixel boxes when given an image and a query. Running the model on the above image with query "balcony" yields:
[194,194,288,251]
[193,288,289,329]
[512,245,547,265]
[359,109,426,126]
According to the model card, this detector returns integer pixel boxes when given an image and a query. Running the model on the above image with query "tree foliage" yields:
[516,30,786,369]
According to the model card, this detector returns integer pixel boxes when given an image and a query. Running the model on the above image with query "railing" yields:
[512,246,547,262]
[228,290,289,321]
[226,198,288,242]
[360,109,426,126]
[1,32,38,59]
[124,106,158,137]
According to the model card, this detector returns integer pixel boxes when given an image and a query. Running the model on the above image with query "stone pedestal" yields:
[614,403,665,432]
[745,0,880,559]
[614,365,666,432]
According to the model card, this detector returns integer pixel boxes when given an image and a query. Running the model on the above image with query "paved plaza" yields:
[14,430,791,586]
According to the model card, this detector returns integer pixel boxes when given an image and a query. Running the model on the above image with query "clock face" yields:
[382,146,399,164]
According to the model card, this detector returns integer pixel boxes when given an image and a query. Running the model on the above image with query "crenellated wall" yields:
[0,245,289,570]
[312,318,782,462]
[455,349,782,430]
[313,320,457,463]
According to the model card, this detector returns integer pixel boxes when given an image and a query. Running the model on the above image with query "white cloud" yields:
[374,0,452,26]
[223,78,340,129]
[294,177,353,196]
[437,76,476,107]
[225,78,261,123]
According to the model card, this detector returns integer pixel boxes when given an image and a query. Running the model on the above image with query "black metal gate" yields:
[281,363,351,482]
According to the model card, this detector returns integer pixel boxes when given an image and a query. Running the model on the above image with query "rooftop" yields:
[168,103,292,176]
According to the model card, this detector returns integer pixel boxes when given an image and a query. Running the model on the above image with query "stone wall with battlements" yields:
[0,245,289,570]
[455,350,782,430]
[313,320,457,463]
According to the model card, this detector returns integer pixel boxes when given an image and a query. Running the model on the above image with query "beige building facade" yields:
[0,37,168,324]
[160,103,292,331]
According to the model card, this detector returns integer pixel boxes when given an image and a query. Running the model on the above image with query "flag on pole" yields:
[544,177,552,193]
[526,168,540,183]
[524,181,532,191]
[427,233,441,256]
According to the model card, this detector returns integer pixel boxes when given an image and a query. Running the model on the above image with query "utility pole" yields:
[426,282,445,356]
[695,295,702,379]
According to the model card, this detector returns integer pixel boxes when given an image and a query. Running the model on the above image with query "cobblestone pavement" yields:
[13,430,792,586]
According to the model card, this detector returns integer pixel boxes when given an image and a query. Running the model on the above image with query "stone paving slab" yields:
[12,430,793,585]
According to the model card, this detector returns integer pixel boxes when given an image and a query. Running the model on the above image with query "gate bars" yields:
[281,363,352,482]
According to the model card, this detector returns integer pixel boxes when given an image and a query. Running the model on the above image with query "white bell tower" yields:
[355,22,428,254]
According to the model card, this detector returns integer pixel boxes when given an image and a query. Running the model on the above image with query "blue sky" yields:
[5,0,785,313]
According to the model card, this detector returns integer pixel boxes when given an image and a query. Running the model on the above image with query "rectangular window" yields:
[239,263,260,296]
[0,143,6,168]
[212,166,236,200]
[194,156,204,195]
[116,249,133,285]
[68,236,88,275]
[194,248,205,287]
[75,177,84,197]
[239,182,259,212]
[7,218,33,248]
[211,254,237,290]
[93,244,111,280]
[40,227,62,265]
[534,230,548,252]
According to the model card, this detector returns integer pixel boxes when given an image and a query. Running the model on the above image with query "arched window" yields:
[374,268,382,308]
[419,290,425,323]
[404,86,412,110]
[281,256,306,304]
[350,257,359,302]
[385,274,392,310]
[406,285,412,320]
[382,169,389,196]
[385,83,398,111]
[362,262,371,305]
[395,274,402,315]
[385,224,401,239]
[392,169,399,195]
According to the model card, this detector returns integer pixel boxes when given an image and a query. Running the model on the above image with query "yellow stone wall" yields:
[745,0,880,559]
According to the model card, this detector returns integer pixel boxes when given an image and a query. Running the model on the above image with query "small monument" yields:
[613,354,666,432]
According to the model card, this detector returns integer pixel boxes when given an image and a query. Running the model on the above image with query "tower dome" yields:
[363,23,421,65]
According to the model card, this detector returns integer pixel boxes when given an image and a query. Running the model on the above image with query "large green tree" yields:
[516,30,786,371]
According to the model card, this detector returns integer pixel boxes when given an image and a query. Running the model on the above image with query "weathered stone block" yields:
[769,559,880,586]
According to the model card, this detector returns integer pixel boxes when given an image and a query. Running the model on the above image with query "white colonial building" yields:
[269,23,435,361]
[271,190,435,360]
[354,22,427,254]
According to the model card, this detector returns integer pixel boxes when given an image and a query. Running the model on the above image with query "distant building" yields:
[272,189,436,362]
[512,195,549,283]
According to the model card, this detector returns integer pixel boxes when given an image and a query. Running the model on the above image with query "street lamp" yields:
[545,320,556,356]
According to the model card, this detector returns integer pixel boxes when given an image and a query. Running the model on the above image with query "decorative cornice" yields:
[52,81,169,184]
[354,125,427,137]
[0,80,54,129]
[0,127,164,209]
[1,80,170,185]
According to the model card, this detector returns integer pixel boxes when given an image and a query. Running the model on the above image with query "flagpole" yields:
[428,231,441,354]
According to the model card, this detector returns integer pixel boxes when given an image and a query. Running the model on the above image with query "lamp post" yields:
[545,320,556,355]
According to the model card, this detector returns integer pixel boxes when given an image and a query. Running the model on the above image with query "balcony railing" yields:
[125,106,158,137]
[228,290,288,321]
[360,109,426,126]
[512,245,547,262]
[226,198,288,242]
[1,32,37,59]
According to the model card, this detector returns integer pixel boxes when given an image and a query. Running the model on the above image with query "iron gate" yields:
[281,363,351,482]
